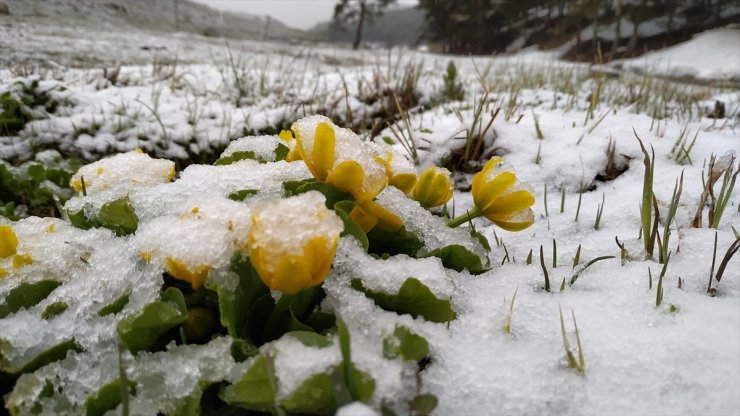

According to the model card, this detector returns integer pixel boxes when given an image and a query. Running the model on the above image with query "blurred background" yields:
[2,0,739,63]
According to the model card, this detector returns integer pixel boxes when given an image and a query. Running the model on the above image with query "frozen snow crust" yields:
[1,32,739,415]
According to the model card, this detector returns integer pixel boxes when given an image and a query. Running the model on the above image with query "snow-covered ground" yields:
[1,20,739,416]
[614,26,740,83]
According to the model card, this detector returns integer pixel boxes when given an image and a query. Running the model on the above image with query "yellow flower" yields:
[0,224,18,259]
[165,257,211,289]
[247,191,343,295]
[292,116,388,203]
[279,130,302,162]
[412,166,454,208]
[373,145,417,194]
[468,157,535,231]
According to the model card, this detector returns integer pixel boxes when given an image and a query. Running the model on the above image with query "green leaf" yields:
[333,201,369,251]
[337,320,354,405]
[260,286,325,343]
[84,378,135,416]
[367,225,423,257]
[214,151,258,166]
[220,355,276,411]
[410,394,438,416]
[41,302,68,320]
[281,372,335,415]
[227,189,258,202]
[280,365,375,415]
[382,136,395,145]
[1,338,82,375]
[351,277,456,323]
[283,179,353,208]
[67,208,95,230]
[206,254,273,344]
[383,326,429,362]
[287,310,314,332]
[230,338,259,363]
[274,143,290,161]
[97,195,138,236]
[97,294,129,317]
[283,178,317,194]
[305,310,336,334]
[116,287,188,354]
[286,331,331,348]
[471,230,491,251]
[26,164,46,183]
[0,280,62,319]
[422,244,488,274]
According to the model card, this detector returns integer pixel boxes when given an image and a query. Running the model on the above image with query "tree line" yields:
[333,0,736,58]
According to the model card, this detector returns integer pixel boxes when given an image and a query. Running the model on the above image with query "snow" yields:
[220,134,285,162]
[615,27,740,82]
[69,149,175,193]
[2,17,740,416]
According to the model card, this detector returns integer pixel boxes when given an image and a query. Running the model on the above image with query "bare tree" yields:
[333,0,397,50]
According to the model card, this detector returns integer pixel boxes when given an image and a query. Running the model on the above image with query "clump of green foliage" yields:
[0,150,81,219]
[0,78,68,135]
[441,61,464,102]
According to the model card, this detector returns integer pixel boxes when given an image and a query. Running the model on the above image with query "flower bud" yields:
[247,191,343,295]
[412,166,453,208]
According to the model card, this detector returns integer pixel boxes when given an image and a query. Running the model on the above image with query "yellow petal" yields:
[483,189,535,217]
[303,235,336,287]
[390,172,417,194]
[312,122,336,181]
[349,204,379,234]
[271,255,313,295]
[166,257,211,289]
[471,156,503,194]
[261,236,335,295]
[326,160,365,195]
[0,224,18,259]
[489,208,535,231]
[286,148,302,162]
[279,129,293,142]
[247,244,272,286]
[362,201,403,232]
[413,167,434,200]
[12,253,33,269]
[473,171,516,214]
[0,267,8,278]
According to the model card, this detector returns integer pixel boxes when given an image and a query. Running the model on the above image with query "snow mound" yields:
[616,27,740,82]
[70,149,175,194]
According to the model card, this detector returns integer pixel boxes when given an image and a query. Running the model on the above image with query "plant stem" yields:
[447,207,481,228]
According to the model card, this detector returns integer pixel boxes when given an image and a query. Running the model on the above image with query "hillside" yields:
[0,0,308,42]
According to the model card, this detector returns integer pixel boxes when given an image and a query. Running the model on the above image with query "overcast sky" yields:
[193,0,419,30]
